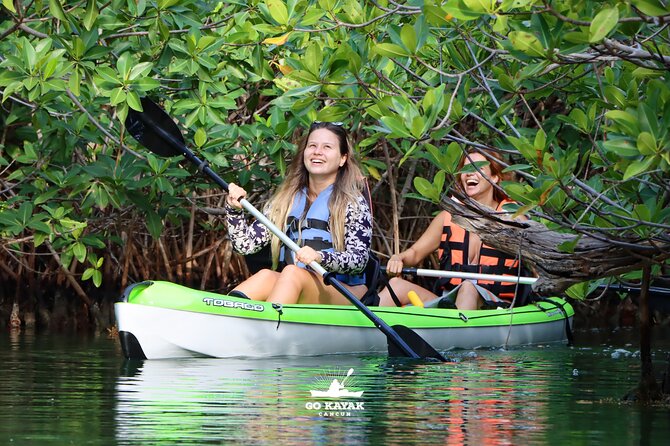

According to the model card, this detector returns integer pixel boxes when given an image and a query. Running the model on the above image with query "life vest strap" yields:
[286,216,330,232]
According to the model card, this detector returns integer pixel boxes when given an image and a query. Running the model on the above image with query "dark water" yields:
[1,328,669,445]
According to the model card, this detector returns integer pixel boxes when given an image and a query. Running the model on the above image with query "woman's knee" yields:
[455,282,480,310]
[278,265,306,282]
[255,269,278,280]
[459,281,476,292]
[388,277,405,289]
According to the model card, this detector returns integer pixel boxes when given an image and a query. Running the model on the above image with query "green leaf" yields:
[557,234,582,253]
[507,136,537,165]
[303,44,322,77]
[129,62,153,81]
[534,129,546,152]
[632,67,663,79]
[589,7,619,43]
[33,232,47,248]
[48,0,67,21]
[126,91,142,111]
[380,116,413,139]
[2,0,16,12]
[68,69,81,96]
[194,127,207,147]
[95,67,122,86]
[133,77,160,92]
[623,157,655,181]
[83,0,99,31]
[568,108,589,132]
[564,281,594,300]
[462,0,493,13]
[318,0,336,9]
[22,41,37,70]
[400,24,417,54]
[116,52,132,80]
[93,270,102,287]
[605,110,639,135]
[266,0,289,25]
[630,0,668,16]
[413,176,439,202]
[372,43,410,58]
[73,242,87,263]
[145,211,163,239]
[508,31,545,57]
[442,1,483,21]
[503,183,531,206]
[82,268,95,281]
[601,138,639,157]
[424,4,453,26]
[109,87,126,106]
[603,85,626,108]
[637,132,656,155]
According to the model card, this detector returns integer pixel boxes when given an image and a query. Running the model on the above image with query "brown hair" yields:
[456,149,511,204]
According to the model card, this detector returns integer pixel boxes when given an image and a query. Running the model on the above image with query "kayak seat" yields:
[228,290,251,300]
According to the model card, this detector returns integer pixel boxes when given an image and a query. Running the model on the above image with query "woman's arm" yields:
[387,210,447,272]
[319,196,372,274]
[224,203,272,255]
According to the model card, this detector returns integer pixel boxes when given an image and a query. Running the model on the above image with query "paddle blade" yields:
[387,325,447,362]
[125,97,186,157]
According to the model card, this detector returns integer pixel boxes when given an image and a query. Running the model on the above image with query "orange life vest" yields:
[436,201,526,301]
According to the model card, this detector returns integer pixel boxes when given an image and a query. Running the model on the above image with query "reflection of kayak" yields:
[115,356,372,444]
[115,281,573,360]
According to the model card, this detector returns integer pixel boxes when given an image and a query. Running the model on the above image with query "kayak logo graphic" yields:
[304,368,365,417]
[202,297,264,312]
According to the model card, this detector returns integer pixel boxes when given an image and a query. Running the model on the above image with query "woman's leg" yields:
[231,269,280,301]
[267,265,368,305]
[378,277,437,306]
[454,281,484,310]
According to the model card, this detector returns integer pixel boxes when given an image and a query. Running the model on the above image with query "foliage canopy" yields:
[0,0,668,294]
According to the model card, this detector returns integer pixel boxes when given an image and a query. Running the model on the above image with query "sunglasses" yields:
[310,121,345,131]
[313,121,343,126]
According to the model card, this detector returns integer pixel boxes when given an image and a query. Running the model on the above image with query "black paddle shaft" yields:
[124,97,446,362]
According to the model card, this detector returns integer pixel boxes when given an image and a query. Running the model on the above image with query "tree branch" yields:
[440,197,669,295]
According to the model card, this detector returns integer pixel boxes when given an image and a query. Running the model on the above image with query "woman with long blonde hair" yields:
[224,122,372,305]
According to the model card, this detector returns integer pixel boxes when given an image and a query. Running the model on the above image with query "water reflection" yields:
[2,330,669,445]
[114,351,584,444]
[115,356,378,444]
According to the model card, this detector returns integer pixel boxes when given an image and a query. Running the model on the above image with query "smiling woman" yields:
[223,122,372,305]
[379,149,533,310]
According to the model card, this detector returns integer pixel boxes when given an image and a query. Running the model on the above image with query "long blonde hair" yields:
[266,122,365,268]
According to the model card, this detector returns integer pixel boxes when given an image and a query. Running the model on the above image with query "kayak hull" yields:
[114,281,574,359]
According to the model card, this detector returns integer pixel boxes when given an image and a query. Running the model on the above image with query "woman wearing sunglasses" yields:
[379,150,530,310]
[224,122,372,305]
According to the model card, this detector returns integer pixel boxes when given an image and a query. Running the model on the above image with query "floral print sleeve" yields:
[319,196,372,274]
[224,203,272,255]
[224,196,371,274]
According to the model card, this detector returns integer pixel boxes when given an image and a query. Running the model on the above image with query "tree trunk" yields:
[441,198,668,295]
[637,265,660,402]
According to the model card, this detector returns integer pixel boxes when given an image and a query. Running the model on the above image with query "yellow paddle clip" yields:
[407,291,424,308]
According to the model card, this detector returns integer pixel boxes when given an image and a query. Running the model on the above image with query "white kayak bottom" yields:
[115,302,571,359]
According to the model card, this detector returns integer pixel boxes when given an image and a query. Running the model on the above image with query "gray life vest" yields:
[280,185,365,286]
